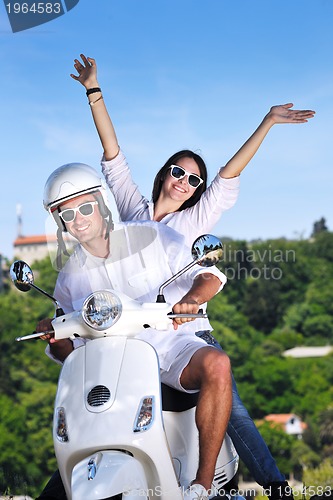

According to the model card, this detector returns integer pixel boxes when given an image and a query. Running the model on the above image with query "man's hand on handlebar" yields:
[35,318,57,343]
[171,299,200,330]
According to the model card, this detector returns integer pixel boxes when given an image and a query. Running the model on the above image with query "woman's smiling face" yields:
[161,156,202,204]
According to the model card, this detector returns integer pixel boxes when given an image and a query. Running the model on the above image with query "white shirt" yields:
[101,150,240,247]
[51,221,226,370]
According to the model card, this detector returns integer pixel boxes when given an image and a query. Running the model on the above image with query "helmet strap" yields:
[55,227,70,270]
[92,191,114,239]
[104,206,114,239]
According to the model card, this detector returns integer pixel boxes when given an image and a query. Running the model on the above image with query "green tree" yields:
[302,459,333,497]
[240,239,311,333]
[267,327,304,351]
[217,239,252,308]
[256,421,295,476]
[0,257,59,497]
[290,439,321,481]
[311,217,329,238]
[308,229,333,262]
[319,407,333,446]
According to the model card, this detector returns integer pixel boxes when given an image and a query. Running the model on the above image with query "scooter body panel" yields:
[54,336,182,499]
[163,409,239,491]
[72,451,149,499]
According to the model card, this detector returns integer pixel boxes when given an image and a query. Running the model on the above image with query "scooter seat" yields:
[161,383,198,412]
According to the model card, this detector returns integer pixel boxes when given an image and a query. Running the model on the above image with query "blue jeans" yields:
[196,331,285,486]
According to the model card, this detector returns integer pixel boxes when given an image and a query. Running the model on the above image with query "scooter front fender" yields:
[71,450,149,500]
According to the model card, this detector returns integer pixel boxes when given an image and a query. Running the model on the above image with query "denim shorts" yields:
[160,341,206,393]
[195,330,222,351]
[160,330,222,393]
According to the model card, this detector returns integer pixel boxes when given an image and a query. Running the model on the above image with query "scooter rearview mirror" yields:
[10,260,34,292]
[156,234,223,302]
[10,260,65,317]
[191,234,223,267]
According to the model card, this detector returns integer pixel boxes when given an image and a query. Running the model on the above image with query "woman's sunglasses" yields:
[169,165,204,189]
[59,201,98,223]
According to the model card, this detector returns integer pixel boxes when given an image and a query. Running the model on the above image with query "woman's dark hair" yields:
[152,150,208,211]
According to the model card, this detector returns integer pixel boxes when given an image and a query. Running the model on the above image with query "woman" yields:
[70,54,315,499]
[71,54,315,246]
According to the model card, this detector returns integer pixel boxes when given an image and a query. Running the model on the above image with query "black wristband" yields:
[86,87,101,96]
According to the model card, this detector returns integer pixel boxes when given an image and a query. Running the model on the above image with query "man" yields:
[37,161,232,499]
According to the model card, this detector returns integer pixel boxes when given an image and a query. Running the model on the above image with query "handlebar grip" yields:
[167,310,207,319]
[15,330,54,342]
[168,309,206,317]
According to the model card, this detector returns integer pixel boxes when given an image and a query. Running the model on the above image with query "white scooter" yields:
[11,235,240,500]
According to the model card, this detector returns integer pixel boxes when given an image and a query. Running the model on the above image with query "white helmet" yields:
[43,162,109,212]
[44,163,113,270]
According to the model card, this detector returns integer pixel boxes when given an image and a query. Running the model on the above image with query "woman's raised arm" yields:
[220,103,315,179]
[70,54,120,161]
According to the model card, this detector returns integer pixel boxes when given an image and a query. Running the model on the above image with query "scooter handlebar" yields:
[167,309,207,319]
[15,330,54,342]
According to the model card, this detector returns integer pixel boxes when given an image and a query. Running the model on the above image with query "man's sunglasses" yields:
[59,201,98,223]
[169,165,204,188]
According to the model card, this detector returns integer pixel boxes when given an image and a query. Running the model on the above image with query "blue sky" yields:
[0,0,332,259]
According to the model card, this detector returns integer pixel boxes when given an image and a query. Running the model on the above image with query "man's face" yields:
[59,193,106,244]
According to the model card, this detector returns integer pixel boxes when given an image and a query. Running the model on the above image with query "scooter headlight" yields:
[82,290,122,331]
